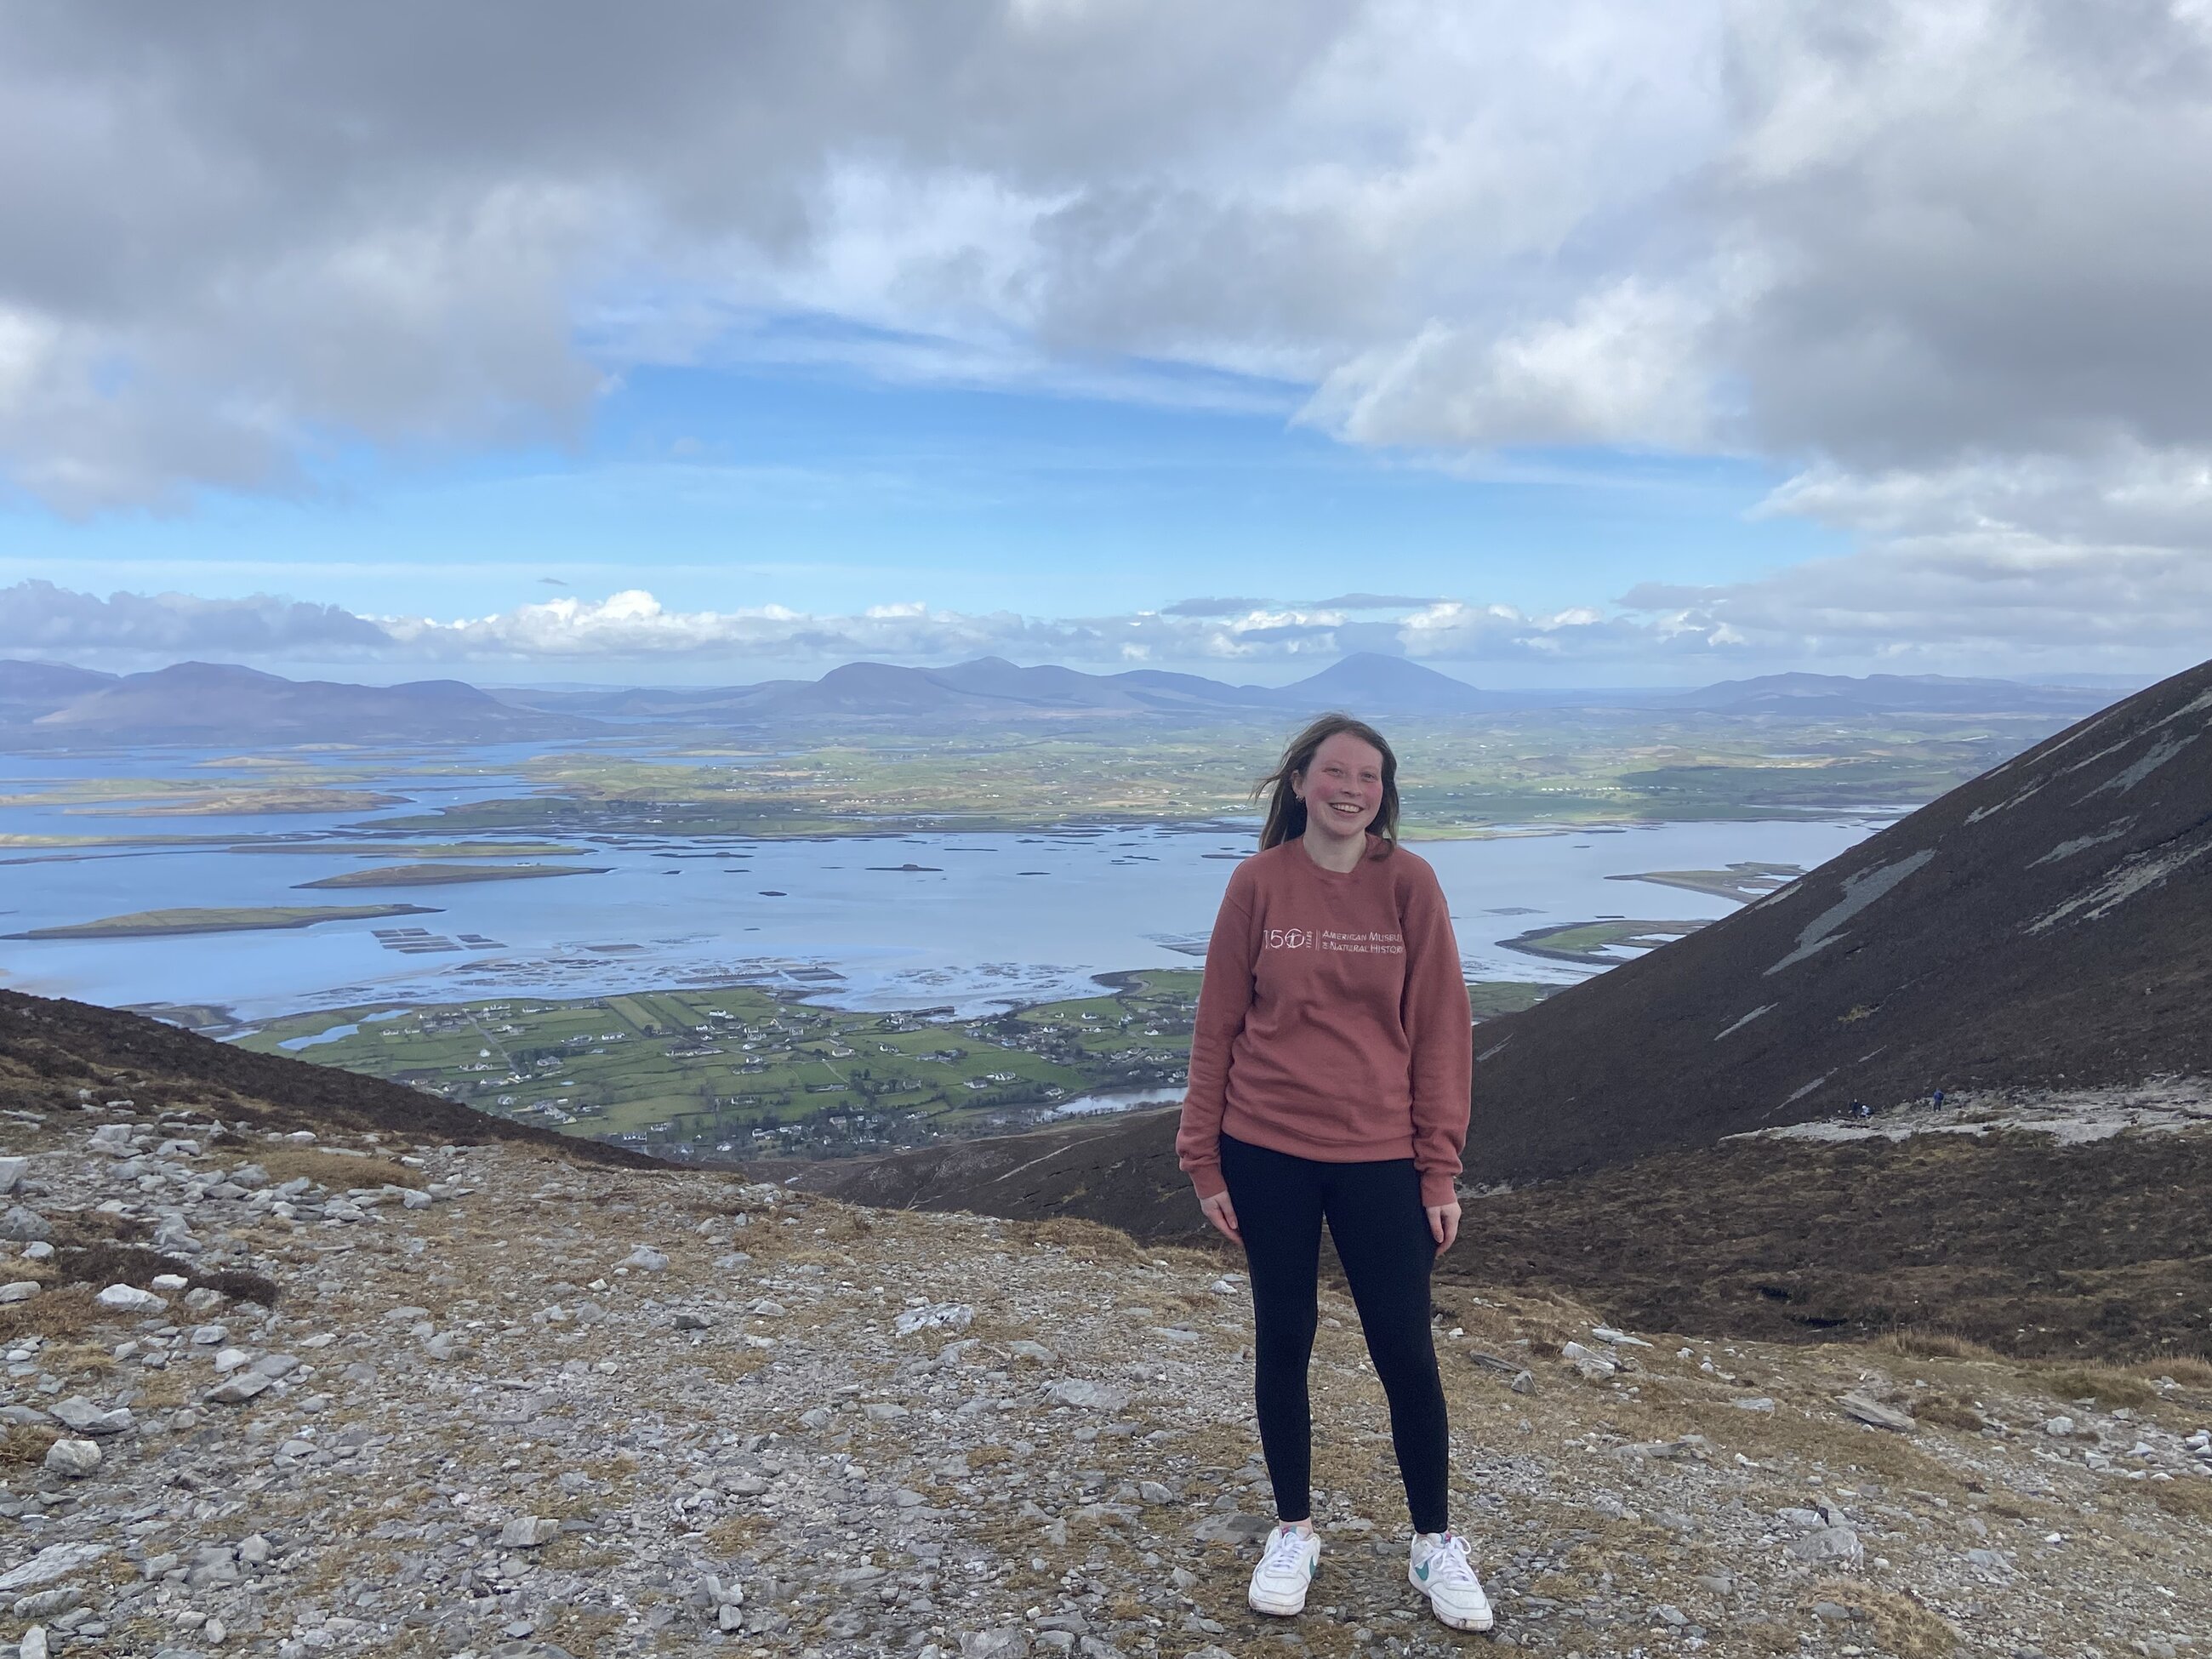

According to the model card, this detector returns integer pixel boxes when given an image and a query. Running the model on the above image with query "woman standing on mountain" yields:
[1176,712,1488,1633]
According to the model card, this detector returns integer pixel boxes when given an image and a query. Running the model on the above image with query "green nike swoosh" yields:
[1416,1562,1429,1581]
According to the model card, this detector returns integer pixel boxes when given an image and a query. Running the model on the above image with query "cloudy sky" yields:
[3,0,2209,685]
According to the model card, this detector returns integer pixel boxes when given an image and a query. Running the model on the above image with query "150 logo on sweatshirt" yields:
[1264,926,1403,955]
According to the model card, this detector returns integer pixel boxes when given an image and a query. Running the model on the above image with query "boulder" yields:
[1837,1392,1917,1432]
[42,1440,100,1478]
[93,1283,166,1314]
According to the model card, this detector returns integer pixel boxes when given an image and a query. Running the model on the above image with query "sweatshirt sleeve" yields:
[1177,871,1257,1200]
[1400,859,1473,1208]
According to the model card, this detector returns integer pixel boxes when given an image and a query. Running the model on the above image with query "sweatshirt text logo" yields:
[1264,926,1404,955]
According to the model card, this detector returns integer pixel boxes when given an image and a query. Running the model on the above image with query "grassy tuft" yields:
[2146,1475,2212,1526]
[251,1145,425,1190]
[1873,1329,2004,1363]
[2037,1365,2158,1410]
[0,1423,58,1466]
[1810,1582,1960,1658]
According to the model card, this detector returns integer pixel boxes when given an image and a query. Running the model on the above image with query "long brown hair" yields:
[1255,712,1400,853]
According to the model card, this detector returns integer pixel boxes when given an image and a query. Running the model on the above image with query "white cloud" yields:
[1301,280,1717,450]
[6,568,2203,682]
[1621,533,2212,670]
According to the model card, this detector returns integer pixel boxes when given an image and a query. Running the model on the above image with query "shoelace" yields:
[1422,1533,1479,1588]
[1263,1528,1311,1572]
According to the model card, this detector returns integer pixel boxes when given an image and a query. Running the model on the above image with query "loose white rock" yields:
[0,1541,110,1593]
[94,1282,166,1314]
[42,1438,100,1478]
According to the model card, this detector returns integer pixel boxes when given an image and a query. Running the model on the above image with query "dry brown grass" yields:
[129,1364,196,1410]
[251,1145,424,1190]
[1810,1581,1959,1658]
[1010,1216,1146,1263]
[45,1209,153,1250]
[1873,1329,2004,1363]
[0,1283,98,1344]
[0,1423,58,1465]
[39,1339,114,1378]
[702,1511,773,1554]
[1907,1390,1993,1431]
[2137,1354,2212,1388]
[2145,1475,2212,1525]
[2038,1365,2158,1410]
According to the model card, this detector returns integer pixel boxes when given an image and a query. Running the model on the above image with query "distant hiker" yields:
[1851,1098,1870,1119]
[1176,713,1489,1633]
[1931,1088,1946,1108]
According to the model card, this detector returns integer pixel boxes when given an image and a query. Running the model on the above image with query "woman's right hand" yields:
[1199,1190,1240,1240]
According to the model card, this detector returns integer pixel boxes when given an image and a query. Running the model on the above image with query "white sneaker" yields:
[1410,1531,1493,1631]
[1247,1523,1320,1616]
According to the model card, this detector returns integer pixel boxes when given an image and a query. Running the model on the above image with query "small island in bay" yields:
[77,788,411,817]
[5,904,442,940]
[235,841,590,858]
[1605,862,1804,903]
[292,862,611,890]
[1502,918,1709,964]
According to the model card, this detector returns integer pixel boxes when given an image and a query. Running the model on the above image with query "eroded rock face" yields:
[0,1111,2202,1659]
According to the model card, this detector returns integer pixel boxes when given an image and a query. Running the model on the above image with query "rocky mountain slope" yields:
[0,1099,2204,1659]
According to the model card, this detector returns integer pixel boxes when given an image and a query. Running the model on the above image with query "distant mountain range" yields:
[9,661,594,744]
[0,653,2122,744]
[1653,670,2109,717]
[501,651,1535,721]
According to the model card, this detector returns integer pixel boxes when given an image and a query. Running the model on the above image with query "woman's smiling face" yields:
[1295,731,1386,846]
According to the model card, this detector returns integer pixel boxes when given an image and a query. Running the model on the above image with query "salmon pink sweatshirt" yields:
[1176,835,1473,1207]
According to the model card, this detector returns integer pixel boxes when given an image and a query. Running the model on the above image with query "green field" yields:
[352,710,2058,844]
[237,970,1558,1160]
[236,972,1209,1157]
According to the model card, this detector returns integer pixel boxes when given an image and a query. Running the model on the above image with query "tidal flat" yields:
[4,902,441,940]
[0,709,2002,1027]
[294,861,611,889]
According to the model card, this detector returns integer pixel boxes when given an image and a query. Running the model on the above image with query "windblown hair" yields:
[1255,712,1400,854]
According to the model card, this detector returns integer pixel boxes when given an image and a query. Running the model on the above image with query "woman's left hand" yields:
[1426,1200,1461,1254]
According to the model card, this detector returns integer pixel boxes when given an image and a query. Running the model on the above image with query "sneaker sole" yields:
[1248,1581,1310,1617]
[1409,1565,1493,1631]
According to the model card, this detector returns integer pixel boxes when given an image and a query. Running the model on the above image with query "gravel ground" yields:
[0,1101,2204,1659]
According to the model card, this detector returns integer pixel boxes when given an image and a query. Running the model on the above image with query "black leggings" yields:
[1220,1132,1451,1534]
